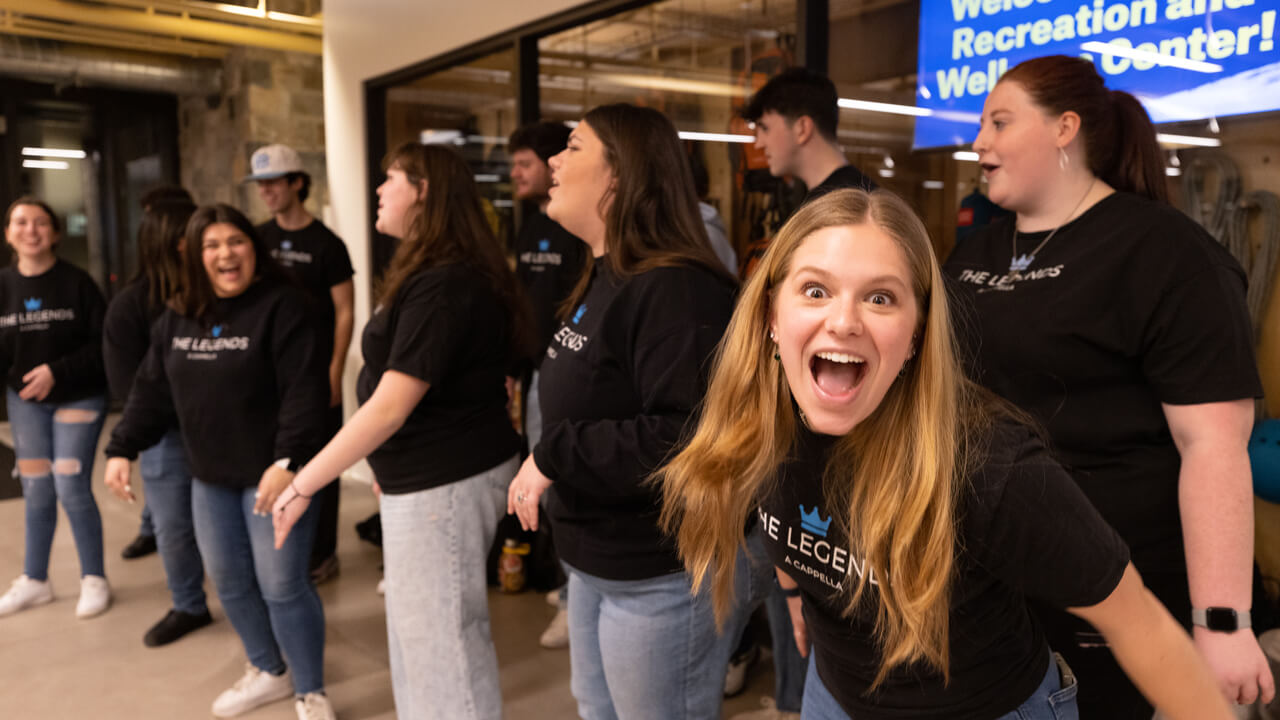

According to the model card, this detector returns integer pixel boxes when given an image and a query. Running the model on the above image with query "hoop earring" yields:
[1058,147,1069,172]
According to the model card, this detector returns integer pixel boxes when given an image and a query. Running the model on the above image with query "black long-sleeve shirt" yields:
[0,260,107,404]
[102,278,161,402]
[105,279,328,488]
[533,257,736,580]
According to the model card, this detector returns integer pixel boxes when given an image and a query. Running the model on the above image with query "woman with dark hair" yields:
[272,143,530,720]
[103,204,332,720]
[103,197,212,647]
[0,197,110,620]
[944,54,1274,717]
[504,103,761,720]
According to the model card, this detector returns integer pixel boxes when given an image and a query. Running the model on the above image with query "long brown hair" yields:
[135,199,195,310]
[562,104,735,316]
[176,204,287,326]
[1000,55,1166,202]
[660,189,1001,690]
[376,142,533,360]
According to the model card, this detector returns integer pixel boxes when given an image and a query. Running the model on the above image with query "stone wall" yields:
[178,45,328,223]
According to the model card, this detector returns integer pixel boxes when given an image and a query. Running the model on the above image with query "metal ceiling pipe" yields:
[0,35,222,96]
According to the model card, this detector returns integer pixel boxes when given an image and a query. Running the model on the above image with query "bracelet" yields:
[290,479,312,500]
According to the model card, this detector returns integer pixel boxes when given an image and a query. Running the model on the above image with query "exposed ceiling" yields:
[0,0,322,58]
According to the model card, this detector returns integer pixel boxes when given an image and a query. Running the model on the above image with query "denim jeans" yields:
[800,651,1079,720]
[6,389,106,581]
[139,429,206,615]
[191,478,324,694]
[766,582,808,712]
[379,454,518,720]
[139,502,154,537]
[565,528,770,720]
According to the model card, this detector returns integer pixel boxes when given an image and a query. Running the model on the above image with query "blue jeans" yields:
[6,389,106,581]
[139,502,154,537]
[565,529,770,720]
[379,455,518,720]
[766,583,807,712]
[191,479,324,694]
[139,429,206,615]
[800,651,1080,720]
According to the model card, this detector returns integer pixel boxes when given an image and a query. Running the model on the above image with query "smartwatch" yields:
[1191,607,1251,632]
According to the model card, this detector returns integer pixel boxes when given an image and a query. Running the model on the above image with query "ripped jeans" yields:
[6,389,107,580]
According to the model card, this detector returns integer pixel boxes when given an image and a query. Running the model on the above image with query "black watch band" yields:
[775,577,802,598]
[1191,607,1251,632]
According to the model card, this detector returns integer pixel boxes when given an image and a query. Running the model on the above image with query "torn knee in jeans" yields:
[16,458,51,478]
[53,408,99,423]
[52,458,81,476]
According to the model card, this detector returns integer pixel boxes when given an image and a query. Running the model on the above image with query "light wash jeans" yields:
[6,389,106,580]
[138,428,206,615]
[191,478,325,694]
[565,529,770,720]
[380,454,519,720]
[800,650,1079,720]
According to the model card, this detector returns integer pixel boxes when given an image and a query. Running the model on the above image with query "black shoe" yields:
[121,534,157,560]
[143,609,213,647]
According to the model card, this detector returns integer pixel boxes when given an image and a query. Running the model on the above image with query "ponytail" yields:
[1106,90,1166,203]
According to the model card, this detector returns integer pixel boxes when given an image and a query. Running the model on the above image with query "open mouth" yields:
[979,162,999,175]
[809,350,867,399]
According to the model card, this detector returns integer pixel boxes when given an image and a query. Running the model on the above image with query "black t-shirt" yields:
[102,278,162,402]
[805,164,876,203]
[533,257,736,580]
[0,260,106,404]
[257,218,354,357]
[357,263,521,493]
[944,192,1262,572]
[105,280,328,488]
[514,211,587,364]
[760,419,1129,719]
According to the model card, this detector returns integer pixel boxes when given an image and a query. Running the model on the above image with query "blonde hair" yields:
[660,188,988,689]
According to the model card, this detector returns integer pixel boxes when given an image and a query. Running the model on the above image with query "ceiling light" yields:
[883,155,895,169]
[878,168,895,178]
[922,180,945,189]
[677,131,755,144]
[474,174,501,183]
[1156,133,1222,147]
[839,98,933,117]
[1166,167,1182,176]
[22,147,85,159]
[952,151,980,162]
[23,159,69,170]
[1080,41,1223,73]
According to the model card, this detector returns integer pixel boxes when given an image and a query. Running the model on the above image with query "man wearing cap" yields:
[246,143,354,586]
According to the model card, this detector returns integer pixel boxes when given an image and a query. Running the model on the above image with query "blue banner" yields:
[915,0,1280,148]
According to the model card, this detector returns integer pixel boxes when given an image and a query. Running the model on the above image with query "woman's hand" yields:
[507,455,552,531]
[19,364,54,402]
[272,479,312,550]
[103,457,135,503]
[254,464,294,516]
[1194,628,1275,705]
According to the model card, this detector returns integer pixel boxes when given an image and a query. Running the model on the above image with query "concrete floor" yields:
[0,421,774,719]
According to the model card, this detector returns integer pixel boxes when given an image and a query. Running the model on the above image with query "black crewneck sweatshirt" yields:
[0,260,107,404]
[102,278,162,402]
[534,257,736,580]
[105,279,328,487]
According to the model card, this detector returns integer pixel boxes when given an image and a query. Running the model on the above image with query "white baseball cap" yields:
[244,144,304,182]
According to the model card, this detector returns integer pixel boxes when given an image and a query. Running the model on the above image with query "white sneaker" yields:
[545,589,560,607]
[539,607,570,649]
[376,578,385,595]
[211,664,293,717]
[0,575,53,616]
[295,692,336,720]
[75,575,111,618]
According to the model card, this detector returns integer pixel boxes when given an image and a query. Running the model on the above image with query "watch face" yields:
[1205,607,1239,632]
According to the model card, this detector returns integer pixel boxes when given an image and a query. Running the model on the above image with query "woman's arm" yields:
[328,279,355,408]
[1070,563,1239,720]
[272,369,427,548]
[1164,398,1273,704]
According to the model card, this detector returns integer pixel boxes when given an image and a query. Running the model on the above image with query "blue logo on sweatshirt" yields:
[23,297,41,312]
[572,304,587,324]
[799,505,832,538]
[538,239,550,252]
[211,325,224,338]
[281,239,293,251]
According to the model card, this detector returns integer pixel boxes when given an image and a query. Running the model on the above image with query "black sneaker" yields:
[120,534,157,560]
[143,608,213,647]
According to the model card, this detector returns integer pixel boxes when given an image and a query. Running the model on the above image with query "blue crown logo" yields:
[799,505,832,538]
[281,240,293,250]
[253,153,270,170]
[23,297,41,311]
[572,304,587,324]
[538,239,550,252]
[211,324,224,338]
[1009,254,1033,272]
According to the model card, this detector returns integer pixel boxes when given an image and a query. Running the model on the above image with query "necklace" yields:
[1009,178,1097,272]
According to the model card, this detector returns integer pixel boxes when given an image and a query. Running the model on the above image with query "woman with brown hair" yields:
[504,103,761,719]
[944,54,1274,717]
[272,142,530,720]
[661,186,1238,720]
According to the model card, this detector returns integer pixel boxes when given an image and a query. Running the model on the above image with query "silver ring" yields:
[516,493,526,503]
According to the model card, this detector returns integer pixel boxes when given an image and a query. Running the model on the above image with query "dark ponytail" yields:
[1001,55,1166,203]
